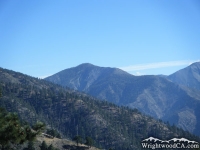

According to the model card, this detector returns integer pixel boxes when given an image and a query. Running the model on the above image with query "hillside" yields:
[45,63,200,136]
[1,67,200,149]
[168,62,200,90]
[31,134,100,150]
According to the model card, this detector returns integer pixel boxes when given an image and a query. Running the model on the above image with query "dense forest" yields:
[0,67,199,150]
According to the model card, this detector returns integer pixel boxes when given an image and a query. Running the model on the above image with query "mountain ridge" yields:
[45,62,200,136]
[1,66,200,149]
[168,62,200,90]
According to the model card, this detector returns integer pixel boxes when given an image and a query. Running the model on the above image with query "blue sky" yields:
[0,0,200,78]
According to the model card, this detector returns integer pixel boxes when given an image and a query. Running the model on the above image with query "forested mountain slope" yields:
[0,67,199,150]
[45,63,200,135]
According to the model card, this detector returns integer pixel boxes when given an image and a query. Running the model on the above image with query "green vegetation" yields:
[40,141,59,150]
[73,135,82,146]
[47,144,54,150]
[85,136,93,148]
[27,141,35,150]
[0,67,200,150]
[32,121,46,134]
[46,129,61,138]
[40,141,48,150]
[0,107,45,149]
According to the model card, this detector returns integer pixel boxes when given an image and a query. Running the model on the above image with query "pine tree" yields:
[73,135,82,146]
[27,141,35,150]
[85,136,93,148]
[40,141,48,150]
[46,129,61,138]
[48,144,55,150]
[32,121,46,134]
[0,109,39,149]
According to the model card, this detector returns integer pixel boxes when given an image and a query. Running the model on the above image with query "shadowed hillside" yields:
[45,63,200,135]
[0,67,200,150]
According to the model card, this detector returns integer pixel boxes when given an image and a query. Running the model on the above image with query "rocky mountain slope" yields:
[168,62,200,90]
[45,63,200,136]
[1,67,199,149]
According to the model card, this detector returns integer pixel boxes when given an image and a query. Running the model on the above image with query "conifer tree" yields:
[85,136,93,148]
[0,107,45,149]
[40,141,48,150]
[27,141,35,150]
[48,144,55,150]
[0,112,28,148]
[46,129,61,138]
[32,121,46,134]
[73,135,82,146]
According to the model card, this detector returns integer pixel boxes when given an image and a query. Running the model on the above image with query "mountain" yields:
[45,63,133,96]
[1,67,200,149]
[45,63,200,136]
[168,62,200,90]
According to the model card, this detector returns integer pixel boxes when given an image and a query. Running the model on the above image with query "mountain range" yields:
[1,66,200,149]
[45,62,200,136]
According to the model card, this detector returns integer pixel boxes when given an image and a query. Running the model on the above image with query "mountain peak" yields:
[77,63,95,67]
[168,62,200,90]
[190,61,200,66]
[62,63,132,78]
[190,61,200,70]
[45,63,133,91]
